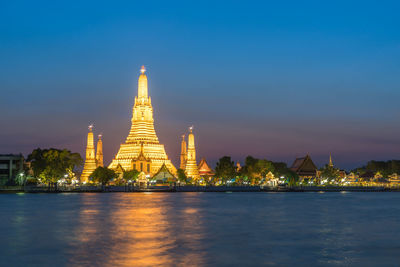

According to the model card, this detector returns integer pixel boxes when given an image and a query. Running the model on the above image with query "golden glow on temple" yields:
[96,134,103,167]
[183,127,200,181]
[180,134,187,170]
[81,125,97,183]
[108,66,176,175]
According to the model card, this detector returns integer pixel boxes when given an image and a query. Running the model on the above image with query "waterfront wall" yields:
[1,185,398,193]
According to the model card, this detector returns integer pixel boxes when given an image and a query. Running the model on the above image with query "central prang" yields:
[108,66,177,177]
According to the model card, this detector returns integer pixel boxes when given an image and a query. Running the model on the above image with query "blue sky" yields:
[1,0,400,169]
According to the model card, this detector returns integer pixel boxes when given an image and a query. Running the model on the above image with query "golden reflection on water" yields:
[69,193,206,267]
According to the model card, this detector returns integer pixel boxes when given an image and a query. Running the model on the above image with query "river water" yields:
[1,192,399,266]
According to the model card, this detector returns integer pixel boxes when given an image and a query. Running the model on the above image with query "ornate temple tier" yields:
[109,66,176,176]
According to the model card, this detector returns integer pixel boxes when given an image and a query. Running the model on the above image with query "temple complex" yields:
[81,125,97,183]
[96,134,103,167]
[184,127,200,181]
[108,66,176,176]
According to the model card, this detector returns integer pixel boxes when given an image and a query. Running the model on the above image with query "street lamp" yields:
[19,173,25,186]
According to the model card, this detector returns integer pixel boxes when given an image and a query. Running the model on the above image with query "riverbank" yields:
[1,185,400,193]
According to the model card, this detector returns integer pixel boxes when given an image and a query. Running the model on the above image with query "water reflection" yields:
[2,192,400,266]
[69,193,206,267]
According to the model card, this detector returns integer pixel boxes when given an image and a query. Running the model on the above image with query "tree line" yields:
[353,160,400,177]
[25,148,299,186]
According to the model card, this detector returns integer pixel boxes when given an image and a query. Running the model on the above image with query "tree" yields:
[202,175,216,186]
[90,167,117,185]
[272,162,299,186]
[215,156,236,185]
[177,169,187,184]
[28,148,83,187]
[27,148,47,178]
[319,164,340,184]
[240,156,275,185]
[122,169,140,184]
[255,159,275,184]
[353,160,400,179]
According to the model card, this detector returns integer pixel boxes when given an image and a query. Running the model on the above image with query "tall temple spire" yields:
[96,134,103,167]
[180,134,187,170]
[125,66,158,143]
[328,154,334,167]
[109,66,177,176]
[138,65,148,99]
[81,124,97,183]
[185,126,200,181]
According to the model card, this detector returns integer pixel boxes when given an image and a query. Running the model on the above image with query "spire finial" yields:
[181,134,185,140]
[189,125,194,133]
[88,124,94,131]
[98,133,102,139]
[140,65,146,74]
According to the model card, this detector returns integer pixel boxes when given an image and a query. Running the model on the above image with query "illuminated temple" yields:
[108,66,177,176]
[183,127,200,181]
[81,125,97,183]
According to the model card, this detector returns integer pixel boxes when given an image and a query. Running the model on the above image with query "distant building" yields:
[0,154,24,185]
[290,154,317,180]
[263,171,279,187]
[388,173,400,184]
[359,171,375,182]
[347,172,358,184]
[374,172,383,180]
[338,170,347,179]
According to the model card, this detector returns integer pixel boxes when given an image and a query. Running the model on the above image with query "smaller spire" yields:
[140,65,146,74]
[98,133,102,139]
[181,134,185,140]
[329,154,334,167]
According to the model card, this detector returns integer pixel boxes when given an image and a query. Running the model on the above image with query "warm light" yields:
[108,65,177,176]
